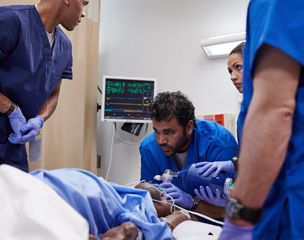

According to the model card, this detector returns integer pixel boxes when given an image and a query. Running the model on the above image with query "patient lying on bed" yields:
[30,168,190,240]
[0,164,190,240]
[88,181,190,240]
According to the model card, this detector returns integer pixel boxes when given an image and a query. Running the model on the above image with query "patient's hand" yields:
[163,210,190,231]
[100,222,138,240]
[135,182,172,217]
[135,182,191,229]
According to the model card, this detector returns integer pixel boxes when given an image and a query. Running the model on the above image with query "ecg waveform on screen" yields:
[104,78,155,121]
[106,81,145,95]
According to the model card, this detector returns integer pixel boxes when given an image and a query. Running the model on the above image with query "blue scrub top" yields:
[140,119,238,194]
[239,0,304,239]
[0,5,73,170]
[31,168,173,240]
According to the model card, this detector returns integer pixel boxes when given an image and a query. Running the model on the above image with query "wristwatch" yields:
[190,196,200,211]
[225,197,263,224]
[1,102,16,117]
[231,156,238,172]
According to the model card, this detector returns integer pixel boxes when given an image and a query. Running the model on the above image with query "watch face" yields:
[225,198,238,218]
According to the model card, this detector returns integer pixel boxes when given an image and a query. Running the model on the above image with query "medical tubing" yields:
[105,123,115,181]
[152,198,224,226]
[114,122,149,145]
[152,187,224,226]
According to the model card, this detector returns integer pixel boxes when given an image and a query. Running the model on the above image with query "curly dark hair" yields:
[148,91,196,128]
[229,41,245,56]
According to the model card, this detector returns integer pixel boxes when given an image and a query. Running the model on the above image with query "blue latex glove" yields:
[159,182,193,209]
[19,115,44,144]
[218,219,253,240]
[194,186,228,207]
[8,107,26,144]
[196,161,234,177]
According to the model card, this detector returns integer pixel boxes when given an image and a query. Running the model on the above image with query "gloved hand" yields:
[196,161,234,177]
[218,219,253,240]
[18,115,44,144]
[8,107,26,144]
[194,186,228,207]
[159,182,193,209]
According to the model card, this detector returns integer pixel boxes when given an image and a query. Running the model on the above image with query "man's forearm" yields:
[229,45,299,225]
[0,92,15,113]
[38,79,62,121]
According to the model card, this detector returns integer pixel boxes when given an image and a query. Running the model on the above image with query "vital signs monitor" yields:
[101,76,157,123]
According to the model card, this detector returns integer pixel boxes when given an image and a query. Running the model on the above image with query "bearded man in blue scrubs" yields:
[0,0,89,172]
[140,91,238,219]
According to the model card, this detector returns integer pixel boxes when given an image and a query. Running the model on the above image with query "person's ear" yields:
[186,120,193,135]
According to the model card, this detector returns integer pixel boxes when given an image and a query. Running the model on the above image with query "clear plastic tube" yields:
[154,169,178,183]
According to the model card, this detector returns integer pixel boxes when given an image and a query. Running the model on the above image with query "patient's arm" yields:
[135,182,173,217]
[135,182,190,230]
[89,222,138,240]
[135,182,224,219]
[162,209,190,231]
[195,201,225,219]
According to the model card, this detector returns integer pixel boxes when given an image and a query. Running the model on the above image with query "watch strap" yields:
[190,196,200,211]
[231,156,238,172]
[241,205,263,224]
[1,102,16,117]
[225,197,263,224]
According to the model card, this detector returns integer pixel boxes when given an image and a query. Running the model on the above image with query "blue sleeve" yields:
[195,120,238,163]
[140,143,158,183]
[55,26,73,80]
[205,131,238,179]
[61,54,73,80]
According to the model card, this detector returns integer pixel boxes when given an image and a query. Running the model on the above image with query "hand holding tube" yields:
[196,161,234,177]
[159,182,193,209]
[217,219,253,240]
[19,115,44,144]
[194,186,228,207]
[8,107,26,144]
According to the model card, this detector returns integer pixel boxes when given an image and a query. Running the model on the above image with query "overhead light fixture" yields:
[200,32,246,59]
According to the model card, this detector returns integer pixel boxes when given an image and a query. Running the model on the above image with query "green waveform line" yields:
[107,81,148,94]
[127,88,143,94]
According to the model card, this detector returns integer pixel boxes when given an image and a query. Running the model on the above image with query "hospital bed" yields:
[0,164,223,240]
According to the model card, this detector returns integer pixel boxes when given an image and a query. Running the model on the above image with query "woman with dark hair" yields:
[227,42,245,93]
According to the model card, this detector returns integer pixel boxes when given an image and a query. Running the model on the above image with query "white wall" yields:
[97,0,249,184]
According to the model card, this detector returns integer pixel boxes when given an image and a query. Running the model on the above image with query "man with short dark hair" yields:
[0,0,89,172]
[140,91,238,218]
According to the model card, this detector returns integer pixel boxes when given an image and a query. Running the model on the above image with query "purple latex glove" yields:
[194,185,228,207]
[18,115,44,144]
[8,107,26,144]
[196,161,234,177]
[218,219,253,240]
[159,182,193,209]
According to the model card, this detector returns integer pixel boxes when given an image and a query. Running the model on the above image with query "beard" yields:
[159,131,190,156]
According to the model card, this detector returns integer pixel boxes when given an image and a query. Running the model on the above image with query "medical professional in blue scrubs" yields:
[0,0,89,172]
[140,91,238,218]
[219,0,304,239]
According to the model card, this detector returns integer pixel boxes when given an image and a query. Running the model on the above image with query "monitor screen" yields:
[101,76,157,123]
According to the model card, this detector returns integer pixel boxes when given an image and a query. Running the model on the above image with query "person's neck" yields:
[177,136,191,153]
[37,2,58,33]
